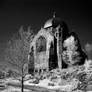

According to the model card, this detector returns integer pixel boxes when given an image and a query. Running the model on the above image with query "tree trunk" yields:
[21,76,24,92]
[21,66,24,92]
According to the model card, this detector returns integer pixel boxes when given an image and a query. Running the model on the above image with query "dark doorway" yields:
[49,37,58,70]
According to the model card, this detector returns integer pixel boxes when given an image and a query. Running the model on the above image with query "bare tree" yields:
[4,26,34,92]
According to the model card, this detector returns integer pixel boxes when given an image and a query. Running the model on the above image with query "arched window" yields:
[28,46,34,74]
[36,36,47,52]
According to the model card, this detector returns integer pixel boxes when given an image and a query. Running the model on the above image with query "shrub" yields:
[76,72,88,91]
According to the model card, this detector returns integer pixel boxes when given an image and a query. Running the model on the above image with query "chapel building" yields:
[28,16,87,75]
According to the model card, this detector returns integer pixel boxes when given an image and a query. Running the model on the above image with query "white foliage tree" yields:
[62,35,81,66]
[4,26,34,92]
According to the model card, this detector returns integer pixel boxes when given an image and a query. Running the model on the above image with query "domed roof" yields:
[44,18,53,28]
[43,17,61,28]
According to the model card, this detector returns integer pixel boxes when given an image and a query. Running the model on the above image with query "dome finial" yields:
[53,12,56,18]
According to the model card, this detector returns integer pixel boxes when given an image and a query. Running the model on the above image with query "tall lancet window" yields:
[36,36,46,53]
[28,46,34,74]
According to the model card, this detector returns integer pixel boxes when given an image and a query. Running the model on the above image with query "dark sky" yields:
[0,0,90,62]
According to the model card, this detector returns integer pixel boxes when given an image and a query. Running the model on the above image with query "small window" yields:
[35,69,38,73]
[43,69,46,72]
[29,46,34,56]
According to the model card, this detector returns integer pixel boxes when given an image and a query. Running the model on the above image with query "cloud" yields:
[85,43,92,53]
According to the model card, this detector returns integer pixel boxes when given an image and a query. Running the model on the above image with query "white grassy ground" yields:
[0,77,78,92]
[1,86,30,92]
[0,75,91,92]
[24,78,76,90]
[1,60,92,92]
